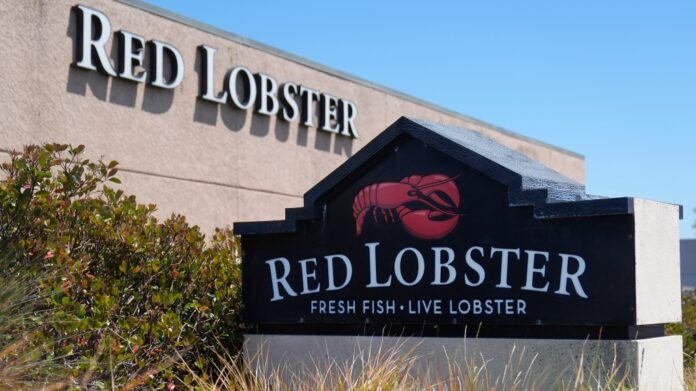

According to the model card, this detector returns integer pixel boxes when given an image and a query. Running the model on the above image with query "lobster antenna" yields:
[409,173,465,216]
[415,173,463,190]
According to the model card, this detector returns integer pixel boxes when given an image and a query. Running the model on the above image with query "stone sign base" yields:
[244,334,683,390]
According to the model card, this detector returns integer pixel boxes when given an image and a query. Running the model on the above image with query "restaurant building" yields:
[0,0,585,232]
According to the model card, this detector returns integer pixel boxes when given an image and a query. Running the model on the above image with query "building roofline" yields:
[117,0,584,160]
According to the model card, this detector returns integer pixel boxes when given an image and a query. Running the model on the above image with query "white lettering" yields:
[71,6,358,137]
[117,30,146,83]
[340,99,359,138]
[74,5,117,76]
[522,250,550,292]
[432,247,456,285]
[256,73,279,116]
[555,253,588,298]
[394,247,425,286]
[325,254,352,291]
[464,246,485,286]
[227,66,256,109]
[149,40,184,89]
[365,242,391,287]
[299,86,320,127]
[265,257,297,302]
[298,258,320,295]
[280,82,300,122]
[199,45,228,103]
[320,94,340,133]
[490,247,519,289]
[448,299,527,315]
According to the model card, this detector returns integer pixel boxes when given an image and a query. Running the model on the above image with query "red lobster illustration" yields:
[352,173,463,240]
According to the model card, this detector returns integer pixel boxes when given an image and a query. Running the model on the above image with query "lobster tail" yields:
[355,209,368,235]
[352,181,417,236]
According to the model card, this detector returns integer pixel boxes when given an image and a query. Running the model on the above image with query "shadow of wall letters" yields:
[65,6,354,157]
[66,6,173,115]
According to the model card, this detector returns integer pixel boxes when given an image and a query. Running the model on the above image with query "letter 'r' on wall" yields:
[339,99,359,138]
[73,5,117,76]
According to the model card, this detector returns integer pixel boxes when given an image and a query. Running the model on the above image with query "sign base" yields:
[244,334,683,390]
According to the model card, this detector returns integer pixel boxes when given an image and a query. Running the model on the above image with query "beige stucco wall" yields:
[0,0,585,233]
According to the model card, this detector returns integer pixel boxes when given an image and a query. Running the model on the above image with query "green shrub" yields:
[667,291,696,368]
[0,144,243,388]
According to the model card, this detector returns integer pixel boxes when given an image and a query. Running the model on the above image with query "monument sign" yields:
[235,117,683,389]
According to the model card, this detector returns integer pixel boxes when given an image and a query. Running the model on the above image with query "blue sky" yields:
[145,0,696,238]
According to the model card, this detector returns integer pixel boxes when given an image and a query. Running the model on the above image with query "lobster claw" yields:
[399,209,460,240]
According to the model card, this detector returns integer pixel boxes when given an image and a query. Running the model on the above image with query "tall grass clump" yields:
[0,250,68,389]
[668,291,696,368]
[0,144,243,388]
[186,339,641,391]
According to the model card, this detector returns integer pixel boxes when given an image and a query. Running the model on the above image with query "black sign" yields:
[235,118,651,334]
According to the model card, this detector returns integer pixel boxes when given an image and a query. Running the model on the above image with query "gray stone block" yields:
[634,199,682,324]
[244,334,684,390]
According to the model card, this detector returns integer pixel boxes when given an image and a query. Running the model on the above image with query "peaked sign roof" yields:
[234,117,671,235]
